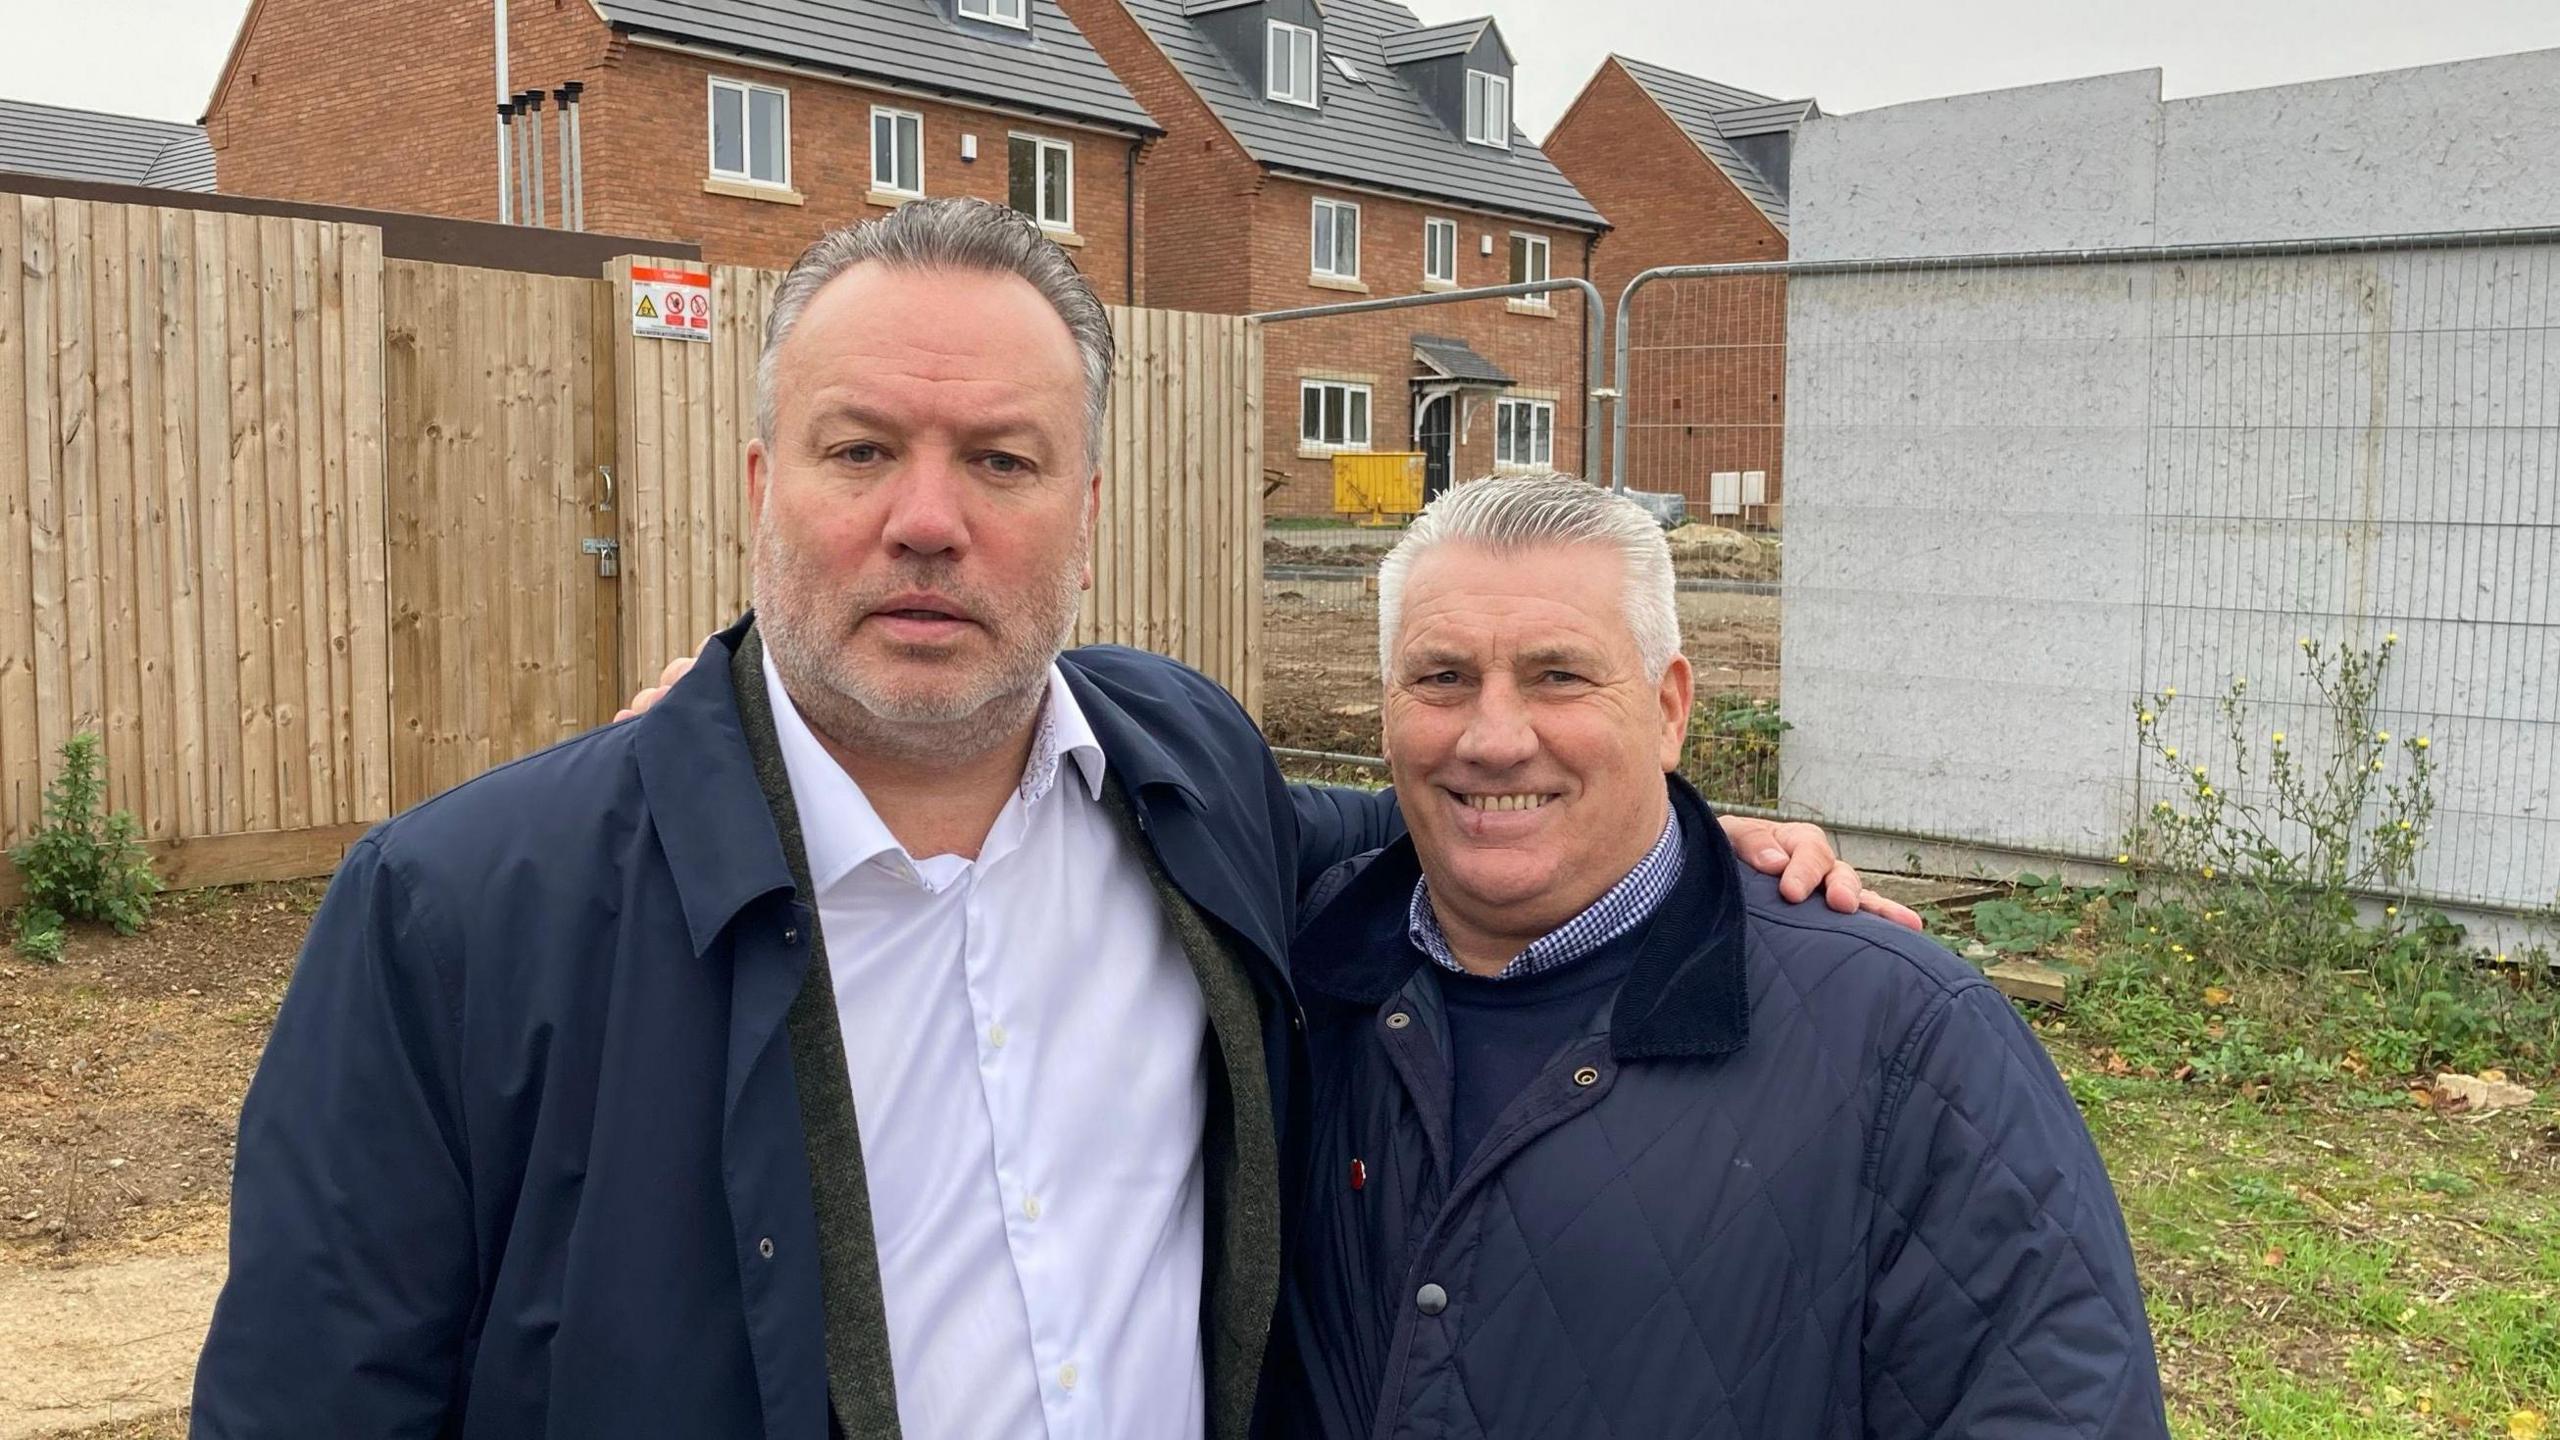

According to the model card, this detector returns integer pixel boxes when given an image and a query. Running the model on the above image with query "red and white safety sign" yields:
[631,265,712,342]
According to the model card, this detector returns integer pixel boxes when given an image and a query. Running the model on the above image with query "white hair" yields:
[1376,472,1682,680]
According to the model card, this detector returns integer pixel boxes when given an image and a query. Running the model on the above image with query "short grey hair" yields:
[756,197,1115,471]
[1377,473,1682,680]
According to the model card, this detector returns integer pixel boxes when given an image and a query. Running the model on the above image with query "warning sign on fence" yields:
[631,265,712,341]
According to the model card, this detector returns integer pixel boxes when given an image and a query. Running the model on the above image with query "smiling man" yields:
[1282,475,2170,1439]
[192,201,1895,1440]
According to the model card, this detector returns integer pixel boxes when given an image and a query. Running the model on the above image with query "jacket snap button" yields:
[1573,1066,1601,1087]
[1385,1012,1412,1030]
[1415,1283,1448,1316]
[757,1237,776,1260]
[782,927,800,946]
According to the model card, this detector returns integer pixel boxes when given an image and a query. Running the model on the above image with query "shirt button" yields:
[1415,1283,1448,1316]
[1385,1011,1412,1030]
[781,926,799,946]
[989,1023,1009,1050]
[758,1237,776,1260]
[1023,1195,1043,1221]
[1058,1363,1078,1392]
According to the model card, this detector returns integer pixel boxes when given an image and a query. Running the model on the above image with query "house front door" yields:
[1420,394,1454,501]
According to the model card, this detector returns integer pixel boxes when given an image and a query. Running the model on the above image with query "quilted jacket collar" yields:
[1294,776,1751,1060]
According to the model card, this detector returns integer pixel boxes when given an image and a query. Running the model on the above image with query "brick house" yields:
[1071,0,1608,517]
[1545,56,1813,522]
[201,0,1160,296]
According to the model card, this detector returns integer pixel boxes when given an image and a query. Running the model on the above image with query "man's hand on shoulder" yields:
[615,653,700,723]
[1719,814,1923,931]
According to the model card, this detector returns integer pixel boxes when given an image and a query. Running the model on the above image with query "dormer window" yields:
[958,0,1027,27]
[1268,21,1318,108]
[1465,70,1510,147]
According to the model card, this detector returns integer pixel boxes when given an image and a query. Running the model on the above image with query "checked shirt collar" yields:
[1409,806,1684,981]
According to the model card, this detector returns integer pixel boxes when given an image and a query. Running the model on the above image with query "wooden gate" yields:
[383,259,619,808]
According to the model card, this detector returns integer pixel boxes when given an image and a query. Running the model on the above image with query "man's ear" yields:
[1081,467,1103,591]
[1657,652,1695,773]
[747,437,771,522]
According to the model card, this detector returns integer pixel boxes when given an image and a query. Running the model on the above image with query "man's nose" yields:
[1453,680,1539,771]
[879,453,970,558]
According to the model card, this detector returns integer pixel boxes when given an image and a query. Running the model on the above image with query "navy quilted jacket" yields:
[1275,779,2169,1439]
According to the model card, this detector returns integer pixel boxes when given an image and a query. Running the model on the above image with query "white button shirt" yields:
[763,652,1211,1440]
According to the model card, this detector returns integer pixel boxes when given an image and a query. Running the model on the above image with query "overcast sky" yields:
[6,0,2557,138]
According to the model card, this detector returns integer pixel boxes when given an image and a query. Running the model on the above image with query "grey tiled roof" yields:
[0,98,216,192]
[1377,17,1498,67]
[1615,56,1814,232]
[595,0,1158,134]
[1123,0,1603,229]
[1412,332,1513,385]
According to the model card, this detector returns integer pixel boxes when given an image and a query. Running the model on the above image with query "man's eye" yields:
[1416,671,1462,687]
[832,442,885,465]
[982,452,1031,476]
[1541,670,1586,685]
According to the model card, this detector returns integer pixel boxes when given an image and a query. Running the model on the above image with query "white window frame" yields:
[1508,230,1550,308]
[1495,398,1554,468]
[1268,20,1318,108]
[871,105,923,197]
[1311,197,1360,280]
[1465,70,1511,149]
[1008,132,1075,230]
[1423,217,1458,285]
[957,0,1028,28]
[1300,379,1373,451]
[708,76,792,189]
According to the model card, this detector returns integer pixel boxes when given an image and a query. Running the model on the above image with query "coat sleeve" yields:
[1862,982,2171,1439]
[192,837,477,1439]
[1286,783,1405,899]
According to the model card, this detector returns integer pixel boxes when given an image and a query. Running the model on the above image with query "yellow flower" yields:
[2234,677,2248,689]
[2163,686,2178,699]
[2164,747,2179,761]
[2201,787,2215,798]
[2415,735,2430,751]
[2201,866,2217,880]
[2271,731,2286,746]
[2139,710,2155,725]
[2298,635,2312,649]
[2384,631,2400,646]
[2192,764,2208,780]
[2386,906,2400,917]
[2372,758,2387,772]
[2375,730,2392,743]
[2115,854,2130,866]
[2397,820,2412,831]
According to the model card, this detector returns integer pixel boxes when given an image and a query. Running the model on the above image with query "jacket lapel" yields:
[1096,782,1280,1440]
[729,627,904,1440]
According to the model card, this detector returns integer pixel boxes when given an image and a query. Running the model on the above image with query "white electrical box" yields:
[1742,470,1768,506]
[960,134,979,162]
[1710,471,1743,516]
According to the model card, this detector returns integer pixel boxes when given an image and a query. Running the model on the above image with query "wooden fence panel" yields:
[0,194,389,864]
[610,258,1265,713]
[382,259,615,809]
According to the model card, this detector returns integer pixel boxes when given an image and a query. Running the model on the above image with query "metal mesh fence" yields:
[1719,234,2560,914]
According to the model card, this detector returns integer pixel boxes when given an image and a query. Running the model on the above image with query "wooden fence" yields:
[0,195,389,884]
[0,195,1263,892]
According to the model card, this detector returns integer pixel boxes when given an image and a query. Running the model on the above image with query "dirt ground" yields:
[0,882,321,1437]
[1260,582,1781,756]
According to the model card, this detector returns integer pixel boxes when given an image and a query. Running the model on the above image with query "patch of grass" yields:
[2068,1050,2560,1436]
[1681,691,1788,809]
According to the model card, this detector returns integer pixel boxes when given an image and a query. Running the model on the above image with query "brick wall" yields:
[1250,180,1595,518]
[1546,58,1788,515]
[1064,0,1259,315]
[208,0,1142,300]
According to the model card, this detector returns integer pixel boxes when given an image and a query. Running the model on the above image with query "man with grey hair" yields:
[1282,473,2168,1438]
[196,201,1891,1439]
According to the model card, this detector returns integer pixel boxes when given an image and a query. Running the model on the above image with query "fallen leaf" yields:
[2511,1409,2547,1440]
[2260,1246,2286,1268]
[2202,986,2232,1007]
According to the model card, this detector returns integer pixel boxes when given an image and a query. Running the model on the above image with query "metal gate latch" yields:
[582,537,620,577]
